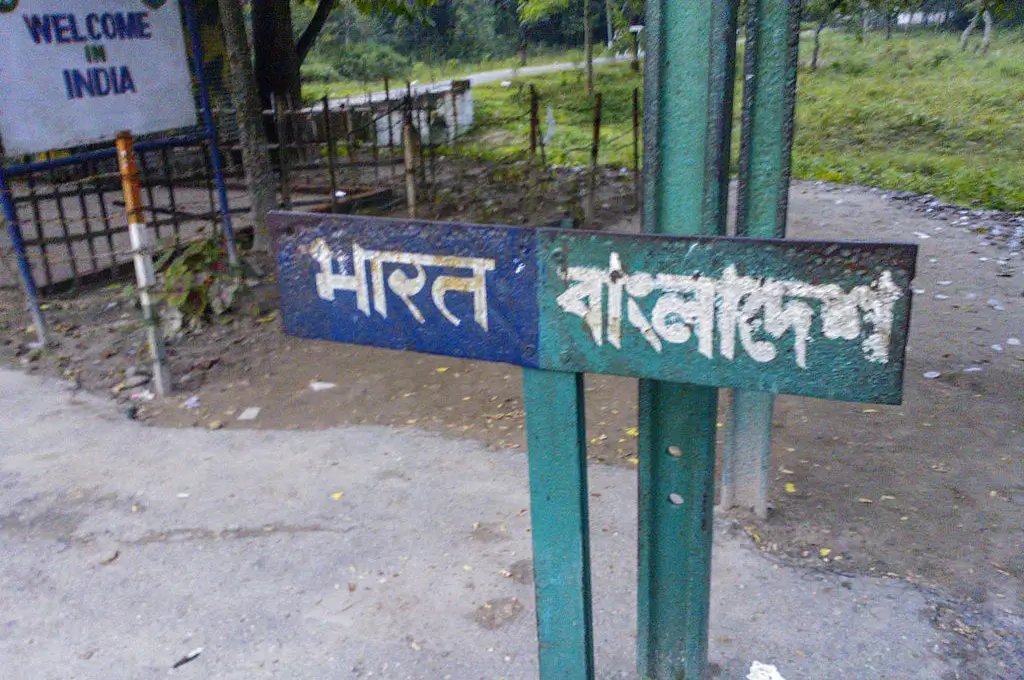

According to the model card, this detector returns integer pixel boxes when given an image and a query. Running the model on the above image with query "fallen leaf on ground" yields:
[785,482,797,494]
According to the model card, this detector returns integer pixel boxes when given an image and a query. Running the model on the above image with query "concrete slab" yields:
[0,369,958,679]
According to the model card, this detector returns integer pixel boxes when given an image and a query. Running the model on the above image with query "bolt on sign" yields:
[274,214,916,404]
[0,0,196,156]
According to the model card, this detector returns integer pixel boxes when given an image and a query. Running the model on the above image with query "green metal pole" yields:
[523,369,594,680]
[722,0,802,520]
[637,1,738,678]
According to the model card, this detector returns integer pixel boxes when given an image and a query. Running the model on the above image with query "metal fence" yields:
[0,134,232,292]
[1,78,642,297]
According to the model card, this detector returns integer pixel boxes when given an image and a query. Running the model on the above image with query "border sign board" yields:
[0,0,197,156]
[272,213,917,404]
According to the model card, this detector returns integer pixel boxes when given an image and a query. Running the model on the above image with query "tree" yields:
[959,0,1013,54]
[519,0,595,94]
[805,0,853,70]
[218,0,276,251]
[251,0,432,109]
[607,0,642,71]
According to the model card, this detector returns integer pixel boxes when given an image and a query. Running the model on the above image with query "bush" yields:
[301,61,341,84]
[157,238,244,332]
[332,43,412,84]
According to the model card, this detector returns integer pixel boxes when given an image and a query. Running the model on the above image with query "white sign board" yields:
[0,0,197,156]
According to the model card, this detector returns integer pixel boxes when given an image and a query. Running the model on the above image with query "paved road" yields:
[0,368,974,678]
[329,55,636,108]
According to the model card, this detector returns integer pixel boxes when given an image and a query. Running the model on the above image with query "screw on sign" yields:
[272,211,917,678]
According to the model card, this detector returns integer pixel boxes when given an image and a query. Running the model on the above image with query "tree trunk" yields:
[812,19,826,71]
[584,0,593,95]
[960,10,980,51]
[980,8,993,55]
[885,12,893,39]
[296,0,338,66]
[252,0,301,110]
[605,0,613,48]
[218,0,276,252]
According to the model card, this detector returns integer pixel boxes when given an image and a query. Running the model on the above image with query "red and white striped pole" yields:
[116,131,170,397]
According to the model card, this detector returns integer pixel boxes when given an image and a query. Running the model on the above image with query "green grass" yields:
[304,47,607,100]
[467,62,643,168]
[306,31,1024,211]
[792,31,1024,210]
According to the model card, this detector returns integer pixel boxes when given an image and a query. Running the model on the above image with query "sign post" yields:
[116,130,170,395]
[721,0,803,520]
[0,0,236,337]
[271,211,916,678]
[636,0,737,676]
[0,164,48,346]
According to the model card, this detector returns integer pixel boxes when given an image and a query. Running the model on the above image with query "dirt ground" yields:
[1,166,1022,660]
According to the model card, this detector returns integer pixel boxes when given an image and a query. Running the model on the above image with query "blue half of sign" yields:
[274,214,541,367]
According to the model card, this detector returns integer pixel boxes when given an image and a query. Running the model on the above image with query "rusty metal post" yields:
[322,96,338,212]
[403,109,417,218]
[529,84,540,162]
[385,77,396,178]
[116,131,170,397]
[417,102,427,192]
[340,104,354,162]
[368,88,380,182]
[272,94,291,209]
[586,93,603,228]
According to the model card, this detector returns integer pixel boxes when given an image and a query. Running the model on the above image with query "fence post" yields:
[182,0,237,266]
[417,101,427,192]
[0,165,48,346]
[403,108,417,218]
[385,77,395,178]
[529,85,539,162]
[636,0,738,677]
[722,0,803,520]
[426,100,437,192]
[322,97,338,212]
[450,80,459,144]
[585,93,602,228]
[272,94,291,209]
[116,131,171,397]
[368,89,381,182]
[341,102,355,161]
[522,369,595,679]
[632,86,641,210]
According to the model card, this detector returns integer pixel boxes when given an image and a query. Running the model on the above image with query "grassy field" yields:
[474,31,1024,211]
[303,47,604,100]
[793,30,1024,210]
[308,30,1024,211]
